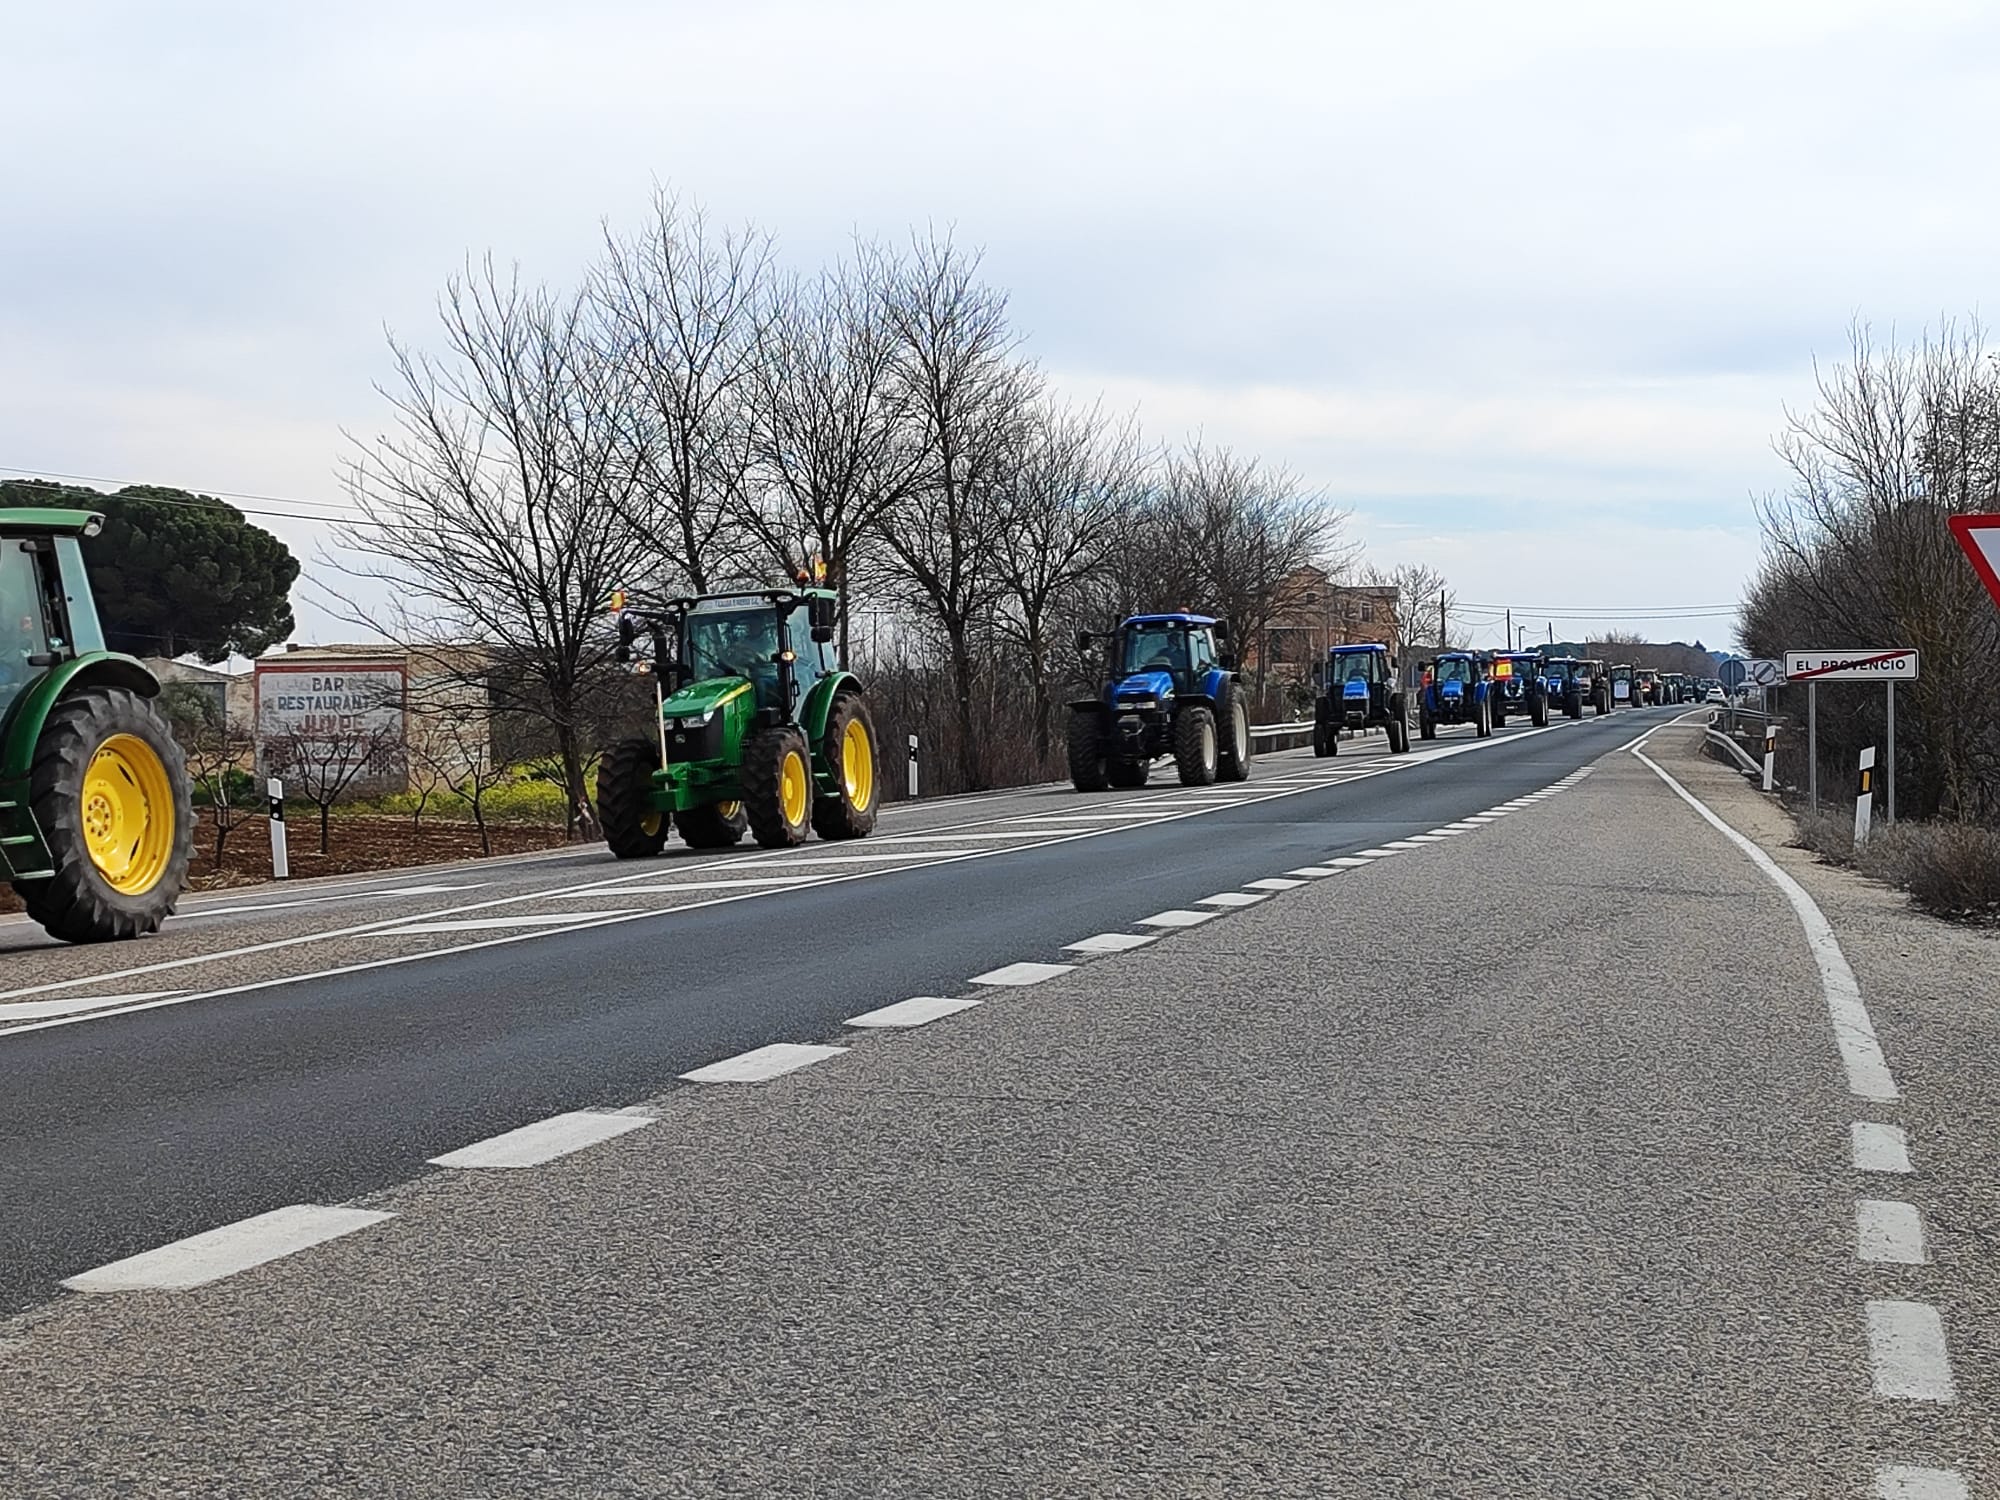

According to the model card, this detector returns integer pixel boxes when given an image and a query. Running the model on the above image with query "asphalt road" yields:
[1,713,1988,1498]
[0,709,1659,1314]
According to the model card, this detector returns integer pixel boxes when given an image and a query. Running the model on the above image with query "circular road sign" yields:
[1719,658,1748,690]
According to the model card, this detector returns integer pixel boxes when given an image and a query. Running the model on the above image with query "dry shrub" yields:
[1792,809,2000,923]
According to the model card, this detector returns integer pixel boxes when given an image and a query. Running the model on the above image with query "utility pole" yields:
[1505,607,1513,652]
[1439,593,1447,649]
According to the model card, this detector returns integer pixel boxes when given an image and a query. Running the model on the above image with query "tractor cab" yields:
[1418,651,1492,739]
[1609,662,1637,707]
[1098,614,1226,703]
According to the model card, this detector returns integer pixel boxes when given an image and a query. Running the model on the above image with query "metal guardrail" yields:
[1249,720,1313,738]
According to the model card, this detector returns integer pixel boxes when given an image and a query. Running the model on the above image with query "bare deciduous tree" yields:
[266,723,402,855]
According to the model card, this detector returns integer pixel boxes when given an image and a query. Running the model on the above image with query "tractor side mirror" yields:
[615,612,639,664]
[1218,651,1236,671]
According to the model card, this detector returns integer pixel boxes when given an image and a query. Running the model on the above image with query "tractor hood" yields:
[1113,671,1175,705]
[1342,680,1369,700]
[660,677,755,722]
[1438,679,1464,697]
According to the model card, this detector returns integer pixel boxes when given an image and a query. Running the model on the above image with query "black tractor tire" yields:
[1173,705,1220,786]
[811,688,880,840]
[1108,758,1149,788]
[676,800,747,849]
[1419,703,1436,741]
[1312,722,1333,758]
[742,725,813,848]
[1565,686,1583,719]
[1594,685,1610,716]
[1067,710,1109,791]
[1216,681,1253,782]
[1475,697,1493,738]
[17,686,193,944]
[1388,699,1411,754]
[600,737,671,859]
[1492,700,1508,730]
[1531,688,1549,728]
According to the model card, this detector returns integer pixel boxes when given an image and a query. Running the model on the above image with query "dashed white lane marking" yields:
[1003,813,1173,824]
[1876,1464,1970,1499]
[0,990,184,1022]
[969,961,1075,986]
[1634,749,1898,1102]
[1852,1122,1914,1174]
[62,1205,394,1293]
[429,1109,654,1168]
[680,1042,848,1083]
[1857,1200,1929,1264]
[1382,840,1426,850]
[1461,816,1498,824]
[1321,857,1375,867]
[1428,829,1466,837]
[1354,848,1402,858]
[1197,892,1268,907]
[1482,808,1515,816]
[1442,821,1479,830]
[1136,909,1218,928]
[1287,866,1342,877]
[1404,834,1447,843]
[1063,931,1160,954]
[1865,1301,1957,1401]
[546,877,827,895]
[873,831,1063,842]
[845,995,981,1028]
[372,912,626,934]
[1245,877,1306,891]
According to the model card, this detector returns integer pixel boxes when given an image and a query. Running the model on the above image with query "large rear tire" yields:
[1173,706,1219,786]
[1475,697,1493,738]
[811,689,879,840]
[1312,722,1332,758]
[1066,709,1109,792]
[743,726,812,848]
[676,800,747,849]
[18,686,193,944]
[1388,696,1411,753]
[1216,682,1252,782]
[600,737,670,859]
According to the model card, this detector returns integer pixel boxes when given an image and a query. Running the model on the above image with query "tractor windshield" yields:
[1329,652,1375,684]
[1119,624,1192,677]
[685,608,783,706]
[1545,661,1574,683]
[1434,656,1475,684]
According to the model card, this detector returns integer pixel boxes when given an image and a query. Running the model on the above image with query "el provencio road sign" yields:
[1782,649,1919,682]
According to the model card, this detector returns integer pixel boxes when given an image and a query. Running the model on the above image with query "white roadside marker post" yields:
[1854,747,1875,848]
[267,777,290,880]
[1762,723,1777,793]
[907,733,919,800]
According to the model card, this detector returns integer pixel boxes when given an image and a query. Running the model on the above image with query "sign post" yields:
[267,778,290,880]
[1854,747,1876,846]
[907,733,919,800]
[1783,650,1919,819]
[1762,723,1777,793]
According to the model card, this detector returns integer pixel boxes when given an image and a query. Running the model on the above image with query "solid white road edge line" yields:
[1631,747,1898,1102]
[680,1042,848,1083]
[0,989,184,1022]
[1856,1199,1929,1264]
[1864,1300,1957,1401]
[428,1109,655,1169]
[62,1205,394,1293]
[1852,1122,1914,1174]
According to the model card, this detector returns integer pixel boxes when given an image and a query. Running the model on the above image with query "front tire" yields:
[1174,706,1219,786]
[1216,682,1252,782]
[1388,704,1411,754]
[19,686,192,944]
[811,689,879,840]
[743,726,812,848]
[1066,710,1109,791]
[676,800,747,849]
[600,738,670,859]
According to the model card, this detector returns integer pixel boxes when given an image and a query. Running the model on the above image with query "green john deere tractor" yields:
[597,586,878,853]
[1,508,192,942]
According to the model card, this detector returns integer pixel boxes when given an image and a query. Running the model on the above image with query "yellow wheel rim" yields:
[716,801,741,820]
[841,718,874,811]
[779,750,809,826]
[82,733,176,896]
[640,810,663,837]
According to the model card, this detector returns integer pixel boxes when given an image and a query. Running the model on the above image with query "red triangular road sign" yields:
[1950,514,2000,609]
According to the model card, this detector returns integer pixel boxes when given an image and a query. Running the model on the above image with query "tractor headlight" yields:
[1119,696,1159,710]
[674,707,718,728]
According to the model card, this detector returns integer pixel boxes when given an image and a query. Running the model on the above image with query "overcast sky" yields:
[5,0,1995,650]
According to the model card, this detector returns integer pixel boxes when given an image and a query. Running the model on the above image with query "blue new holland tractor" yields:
[1417,651,1492,740]
[1311,643,1410,756]
[1488,651,1550,728]
[1067,613,1252,790]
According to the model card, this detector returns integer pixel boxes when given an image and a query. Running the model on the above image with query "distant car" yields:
[1706,686,1725,704]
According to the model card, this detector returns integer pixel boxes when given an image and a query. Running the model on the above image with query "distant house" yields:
[1252,567,1401,675]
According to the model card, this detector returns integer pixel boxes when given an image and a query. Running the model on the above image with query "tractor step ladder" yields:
[0,795,55,880]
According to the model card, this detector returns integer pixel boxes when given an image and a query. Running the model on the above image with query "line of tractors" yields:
[0,506,1706,948]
